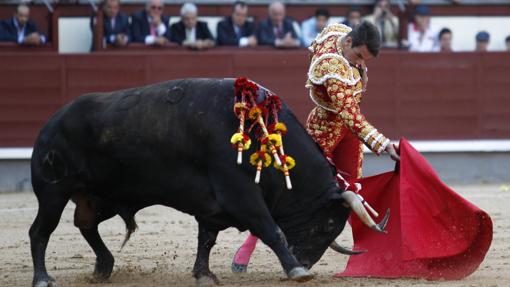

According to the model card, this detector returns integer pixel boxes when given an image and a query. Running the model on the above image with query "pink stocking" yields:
[233,233,258,265]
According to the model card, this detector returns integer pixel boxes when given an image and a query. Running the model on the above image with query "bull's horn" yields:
[341,191,390,233]
[329,241,366,255]
[376,208,390,232]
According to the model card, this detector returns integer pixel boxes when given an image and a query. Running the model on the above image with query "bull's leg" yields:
[252,222,313,282]
[192,221,220,287]
[220,193,312,281]
[79,225,115,280]
[80,210,115,280]
[208,165,312,281]
[29,185,71,287]
[76,198,117,281]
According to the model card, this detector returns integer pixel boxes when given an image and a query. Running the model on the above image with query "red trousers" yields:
[330,126,364,180]
[306,107,364,180]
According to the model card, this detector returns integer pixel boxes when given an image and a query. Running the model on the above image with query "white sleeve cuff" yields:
[145,35,156,45]
[239,37,249,47]
[40,35,47,44]
[377,139,391,155]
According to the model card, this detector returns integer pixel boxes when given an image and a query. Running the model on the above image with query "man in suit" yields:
[130,0,171,46]
[102,0,130,46]
[0,4,46,45]
[216,1,256,47]
[256,1,300,48]
[169,3,214,50]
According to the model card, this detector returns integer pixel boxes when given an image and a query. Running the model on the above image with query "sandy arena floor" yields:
[0,185,508,287]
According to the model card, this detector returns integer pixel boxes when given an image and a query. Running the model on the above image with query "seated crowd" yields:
[1,0,509,52]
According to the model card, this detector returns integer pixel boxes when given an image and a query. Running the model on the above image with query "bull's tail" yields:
[119,209,138,250]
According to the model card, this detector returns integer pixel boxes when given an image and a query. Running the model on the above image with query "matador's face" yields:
[341,36,375,69]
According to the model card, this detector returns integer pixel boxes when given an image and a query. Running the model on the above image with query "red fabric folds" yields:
[336,138,493,280]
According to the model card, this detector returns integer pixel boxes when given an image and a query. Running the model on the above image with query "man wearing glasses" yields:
[131,0,171,46]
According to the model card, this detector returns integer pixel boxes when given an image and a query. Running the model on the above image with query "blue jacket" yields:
[130,10,171,43]
[216,16,255,46]
[256,17,298,46]
[0,17,46,43]
[103,12,130,44]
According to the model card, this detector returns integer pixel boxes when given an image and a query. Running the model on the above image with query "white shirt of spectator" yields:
[408,23,438,52]
[108,18,117,43]
[301,17,329,48]
[185,27,196,43]
[145,17,167,45]
[233,25,250,47]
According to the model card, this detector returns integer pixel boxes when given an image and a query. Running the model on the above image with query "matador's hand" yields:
[385,143,400,161]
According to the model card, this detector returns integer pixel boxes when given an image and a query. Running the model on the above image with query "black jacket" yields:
[169,20,214,45]
[0,17,45,43]
[130,10,171,43]
[256,17,298,46]
[103,12,130,44]
[216,16,255,46]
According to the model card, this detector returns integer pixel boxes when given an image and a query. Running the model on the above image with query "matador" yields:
[232,22,400,273]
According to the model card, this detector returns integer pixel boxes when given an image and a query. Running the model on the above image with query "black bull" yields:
[29,78,351,286]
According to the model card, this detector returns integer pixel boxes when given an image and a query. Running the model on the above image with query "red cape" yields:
[336,138,493,280]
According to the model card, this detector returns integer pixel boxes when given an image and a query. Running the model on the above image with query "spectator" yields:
[216,1,256,47]
[256,1,300,48]
[364,0,399,48]
[130,0,171,46]
[506,35,510,51]
[475,31,490,52]
[341,6,362,29]
[301,8,330,47]
[407,5,437,52]
[435,28,452,52]
[0,4,46,45]
[102,0,130,47]
[170,3,214,49]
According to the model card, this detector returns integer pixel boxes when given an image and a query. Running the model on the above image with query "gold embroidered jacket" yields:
[305,23,390,156]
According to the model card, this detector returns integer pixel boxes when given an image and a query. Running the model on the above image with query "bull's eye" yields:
[321,218,336,233]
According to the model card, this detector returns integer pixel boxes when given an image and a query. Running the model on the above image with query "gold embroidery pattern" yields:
[306,23,388,155]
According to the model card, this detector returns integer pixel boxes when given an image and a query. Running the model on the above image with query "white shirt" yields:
[144,17,167,45]
[408,23,438,52]
[301,17,329,47]
[185,27,196,42]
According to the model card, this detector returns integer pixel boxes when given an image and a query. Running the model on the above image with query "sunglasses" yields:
[150,5,163,10]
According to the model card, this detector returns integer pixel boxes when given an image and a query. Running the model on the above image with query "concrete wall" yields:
[1,152,509,193]
[363,152,510,184]
[0,160,32,193]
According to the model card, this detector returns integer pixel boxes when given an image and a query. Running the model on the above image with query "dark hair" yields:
[232,1,247,11]
[346,6,362,17]
[506,35,510,43]
[439,28,452,39]
[347,21,381,57]
[315,8,330,18]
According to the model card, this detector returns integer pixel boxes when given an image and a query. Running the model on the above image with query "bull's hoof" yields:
[196,275,221,287]
[231,262,248,273]
[287,267,314,282]
[33,279,59,287]
[93,256,114,281]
